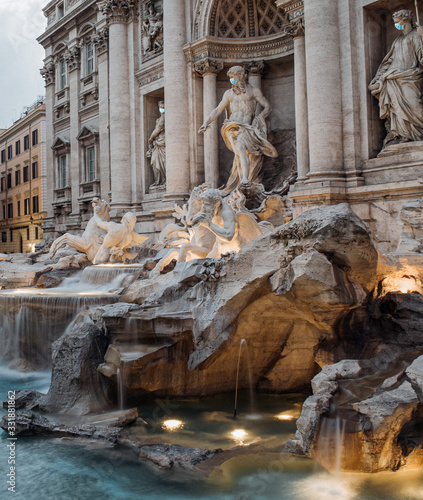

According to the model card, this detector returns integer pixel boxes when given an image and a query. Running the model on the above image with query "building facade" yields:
[38,0,423,253]
[0,101,46,253]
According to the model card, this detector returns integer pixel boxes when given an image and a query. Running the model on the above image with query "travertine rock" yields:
[139,444,221,469]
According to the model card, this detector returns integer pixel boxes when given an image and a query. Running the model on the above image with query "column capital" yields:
[93,27,109,55]
[64,46,81,72]
[243,60,266,77]
[194,58,224,77]
[283,15,305,39]
[40,61,55,86]
[98,0,138,24]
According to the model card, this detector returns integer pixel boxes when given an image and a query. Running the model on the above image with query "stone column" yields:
[64,45,81,223]
[40,60,56,233]
[284,18,309,181]
[93,27,111,201]
[243,61,265,89]
[163,0,190,197]
[303,0,344,183]
[100,1,136,212]
[194,59,223,188]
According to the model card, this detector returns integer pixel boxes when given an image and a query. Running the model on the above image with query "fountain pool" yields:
[1,364,422,500]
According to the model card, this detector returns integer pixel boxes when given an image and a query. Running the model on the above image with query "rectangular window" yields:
[24,198,30,215]
[15,170,20,186]
[6,173,11,189]
[0,178,5,192]
[7,145,12,160]
[59,59,67,90]
[23,165,29,183]
[32,129,38,146]
[86,42,94,75]
[35,226,39,240]
[2,205,5,220]
[58,3,64,18]
[32,195,39,214]
[26,228,30,240]
[86,146,95,182]
[17,201,21,217]
[7,203,13,219]
[32,162,38,179]
[15,140,20,155]
[59,155,67,188]
[1,150,5,163]
[9,230,13,242]
[24,135,29,151]
[1,232,6,243]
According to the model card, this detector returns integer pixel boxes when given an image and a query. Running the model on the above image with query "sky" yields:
[0,0,47,129]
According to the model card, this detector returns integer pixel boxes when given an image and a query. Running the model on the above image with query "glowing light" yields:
[230,429,248,444]
[162,419,183,431]
[382,269,423,295]
[276,413,295,421]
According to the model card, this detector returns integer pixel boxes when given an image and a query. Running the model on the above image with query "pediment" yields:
[77,126,98,141]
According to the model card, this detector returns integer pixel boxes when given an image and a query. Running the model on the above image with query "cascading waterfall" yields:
[0,290,118,370]
[233,338,256,418]
[80,264,143,286]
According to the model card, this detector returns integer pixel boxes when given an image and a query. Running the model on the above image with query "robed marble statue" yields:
[369,10,423,147]
[199,66,277,193]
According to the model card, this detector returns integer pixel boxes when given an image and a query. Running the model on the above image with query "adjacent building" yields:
[0,100,46,253]
[37,0,423,254]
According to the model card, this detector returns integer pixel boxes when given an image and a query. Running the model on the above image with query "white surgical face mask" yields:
[230,78,237,85]
[159,108,165,114]
[395,22,404,30]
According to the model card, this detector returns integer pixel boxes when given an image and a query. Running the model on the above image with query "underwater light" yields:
[230,429,248,444]
[276,413,295,421]
[162,419,183,431]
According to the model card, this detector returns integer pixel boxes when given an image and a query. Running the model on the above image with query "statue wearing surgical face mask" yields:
[369,9,423,150]
[146,100,166,187]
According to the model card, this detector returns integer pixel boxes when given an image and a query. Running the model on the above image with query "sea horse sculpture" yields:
[49,198,111,262]
[154,184,272,274]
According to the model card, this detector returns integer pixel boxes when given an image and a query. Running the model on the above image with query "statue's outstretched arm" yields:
[199,92,230,133]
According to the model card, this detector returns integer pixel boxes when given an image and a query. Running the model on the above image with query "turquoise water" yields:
[1,364,422,500]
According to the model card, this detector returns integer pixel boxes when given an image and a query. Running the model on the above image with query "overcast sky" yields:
[0,0,47,129]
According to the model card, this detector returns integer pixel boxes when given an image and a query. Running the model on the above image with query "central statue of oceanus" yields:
[199,65,278,193]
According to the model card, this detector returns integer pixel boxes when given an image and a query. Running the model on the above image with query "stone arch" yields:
[78,22,96,39]
[52,41,67,56]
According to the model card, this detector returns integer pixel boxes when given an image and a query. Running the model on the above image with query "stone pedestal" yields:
[163,0,190,197]
[195,59,224,188]
[303,0,344,184]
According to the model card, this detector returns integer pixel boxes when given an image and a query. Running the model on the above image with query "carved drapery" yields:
[93,27,109,55]
[210,0,286,38]
[99,0,138,23]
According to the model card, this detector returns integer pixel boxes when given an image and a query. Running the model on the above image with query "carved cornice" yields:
[135,59,164,87]
[40,61,55,86]
[93,27,109,55]
[64,45,81,72]
[99,0,138,24]
[194,58,224,77]
[283,16,305,38]
[273,0,303,14]
[183,35,293,66]
[243,60,265,76]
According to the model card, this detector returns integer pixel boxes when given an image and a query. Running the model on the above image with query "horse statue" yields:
[154,184,272,274]
[49,198,111,262]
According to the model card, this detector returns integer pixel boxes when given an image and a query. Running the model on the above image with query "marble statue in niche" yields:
[146,100,166,187]
[199,65,278,193]
[142,1,163,55]
[369,9,423,149]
